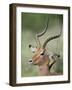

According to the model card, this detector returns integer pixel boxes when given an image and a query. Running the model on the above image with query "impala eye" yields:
[40,52,44,55]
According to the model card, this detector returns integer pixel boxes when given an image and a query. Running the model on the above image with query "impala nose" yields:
[29,60,32,62]
[29,59,33,64]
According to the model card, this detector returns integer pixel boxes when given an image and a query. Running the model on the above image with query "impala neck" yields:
[38,65,50,76]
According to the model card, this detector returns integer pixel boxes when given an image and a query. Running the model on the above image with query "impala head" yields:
[29,44,50,65]
[29,19,61,66]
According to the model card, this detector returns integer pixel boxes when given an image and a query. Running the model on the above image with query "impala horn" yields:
[36,19,49,47]
[43,29,62,48]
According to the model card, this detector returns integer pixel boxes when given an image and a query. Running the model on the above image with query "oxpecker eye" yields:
[58,55,60,57]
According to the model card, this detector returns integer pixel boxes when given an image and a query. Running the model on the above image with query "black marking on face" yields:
[29,44,32,48]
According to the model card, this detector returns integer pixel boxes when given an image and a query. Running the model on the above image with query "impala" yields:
[29,19,62,76]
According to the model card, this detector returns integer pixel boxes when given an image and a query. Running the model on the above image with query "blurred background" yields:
[21,12,63,77]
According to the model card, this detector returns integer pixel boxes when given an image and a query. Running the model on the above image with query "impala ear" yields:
[29,44,31,48]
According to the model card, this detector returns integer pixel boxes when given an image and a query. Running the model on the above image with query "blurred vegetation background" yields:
[21,12,63,77]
